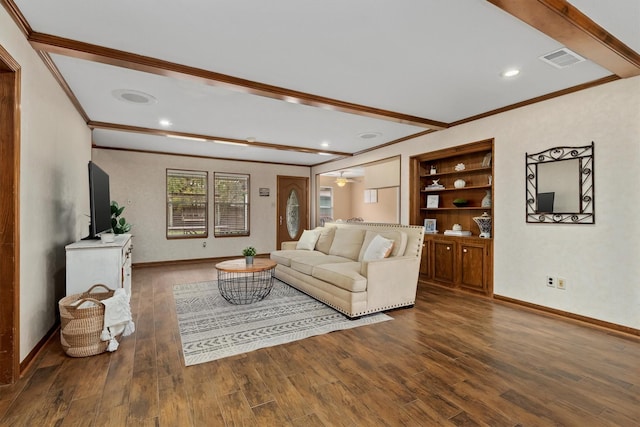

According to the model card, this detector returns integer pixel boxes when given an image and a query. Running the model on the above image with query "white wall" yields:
[1,8,92,360]
[92,149,309,263]
[314,76,640,330]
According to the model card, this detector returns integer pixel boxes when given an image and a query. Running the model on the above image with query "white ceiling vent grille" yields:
[539,48,585,69]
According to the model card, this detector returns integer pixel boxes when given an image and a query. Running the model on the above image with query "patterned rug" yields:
[173,279,392,366]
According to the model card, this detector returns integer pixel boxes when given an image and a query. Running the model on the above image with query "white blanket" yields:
[100,288,135,351]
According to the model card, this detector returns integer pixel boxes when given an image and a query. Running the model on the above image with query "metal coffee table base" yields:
[217,268,275,304]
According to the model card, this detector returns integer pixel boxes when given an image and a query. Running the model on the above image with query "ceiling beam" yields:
[489,0,640,78]
[29,33,448,130]
[87,121,353,157]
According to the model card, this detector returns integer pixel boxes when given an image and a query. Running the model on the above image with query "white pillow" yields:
[362,234,394,261]
[296,229,320,250]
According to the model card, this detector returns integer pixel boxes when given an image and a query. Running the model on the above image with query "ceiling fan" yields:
[335,172,356,187]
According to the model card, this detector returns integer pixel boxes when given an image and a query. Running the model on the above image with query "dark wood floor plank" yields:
[94,404,129,427]
[0,364,61,425]
[251,399,291,426]
[185,377,226,426]
[251,351,310,421]
[3,261,638,426]
[290,412,326,427]
[99,335,135,410]
[230,353,275,408]
[399,397,450,426]
[127,368,158,421]
[157,373,194,426]
[58,394,101,427]
[217,390,257,426]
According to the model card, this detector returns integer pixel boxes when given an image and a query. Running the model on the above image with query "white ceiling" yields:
[8,0,640,166]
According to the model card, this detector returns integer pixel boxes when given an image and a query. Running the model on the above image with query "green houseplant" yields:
[111,201,132,234]
[242,246,257,264]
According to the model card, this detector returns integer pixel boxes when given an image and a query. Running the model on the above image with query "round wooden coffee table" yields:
[215,258,277,304]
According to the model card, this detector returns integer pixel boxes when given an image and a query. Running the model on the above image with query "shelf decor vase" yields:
[481,190,492,207]
[454,179,466,188]
[473,212,492,238]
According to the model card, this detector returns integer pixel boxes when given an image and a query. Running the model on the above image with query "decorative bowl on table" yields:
[452,198,468,207]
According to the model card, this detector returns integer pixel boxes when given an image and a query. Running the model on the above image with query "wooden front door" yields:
[276,176,309,250]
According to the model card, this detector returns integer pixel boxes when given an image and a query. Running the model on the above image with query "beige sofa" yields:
[270,222,425,318]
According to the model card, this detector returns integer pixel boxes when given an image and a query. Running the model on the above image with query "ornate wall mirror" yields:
[526,142,594,224]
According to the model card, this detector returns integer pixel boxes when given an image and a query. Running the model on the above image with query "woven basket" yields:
[59,284,116,357]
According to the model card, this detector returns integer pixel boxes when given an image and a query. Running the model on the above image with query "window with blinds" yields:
[214,172,250,237]
[166,169,208,238]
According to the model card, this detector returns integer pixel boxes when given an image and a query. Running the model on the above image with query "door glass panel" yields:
[286,189,300,239]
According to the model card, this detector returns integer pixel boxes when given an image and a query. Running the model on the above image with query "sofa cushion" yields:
[358,229,407,261]
[312,262,367,292]
[314,226,336,254]
[296,229,321,250]
[270,250,325,267]
[328,228,366,260]
[290,255,352,275]
[362,234,394,261]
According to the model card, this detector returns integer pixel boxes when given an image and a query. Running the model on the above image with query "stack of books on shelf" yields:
[444,229,472,236]
[425,184,445,190]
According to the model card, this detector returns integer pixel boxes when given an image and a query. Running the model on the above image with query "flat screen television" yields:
[86,161,112,239]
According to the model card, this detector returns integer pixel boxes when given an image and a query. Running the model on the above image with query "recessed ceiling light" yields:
[318,152,332,156]
[159,119,172,127]
[112,89,157,105]
[501,69,520,78]
[358,132,382,139]
[321,142,330,148]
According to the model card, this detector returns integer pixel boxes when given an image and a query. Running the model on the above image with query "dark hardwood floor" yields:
[0,262,638,426]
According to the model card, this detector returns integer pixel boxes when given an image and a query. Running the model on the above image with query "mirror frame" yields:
[526,142,594,224]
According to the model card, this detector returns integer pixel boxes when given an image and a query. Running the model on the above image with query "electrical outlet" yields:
[557,277,566,290]
[202,241,207,248]
[547,276,555,287]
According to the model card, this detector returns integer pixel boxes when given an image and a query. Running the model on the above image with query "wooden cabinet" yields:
[433,238,455,284]
[459,240,490,293]
[65,234,133,296]
[410,139,494,296]
[423,234,493,295]
[419,242,431,279]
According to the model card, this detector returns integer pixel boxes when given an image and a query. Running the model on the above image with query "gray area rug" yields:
[173,279,392,366]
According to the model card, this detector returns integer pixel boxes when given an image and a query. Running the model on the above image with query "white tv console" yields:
[65,234,132,296]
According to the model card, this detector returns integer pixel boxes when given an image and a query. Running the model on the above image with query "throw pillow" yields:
[362,234,394,261]
[328,228,366,260]
[314,227,336,254]
[296,229,320,250]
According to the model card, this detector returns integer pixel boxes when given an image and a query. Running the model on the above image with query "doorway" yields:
[0,45,20,384]
[276,176,309,250]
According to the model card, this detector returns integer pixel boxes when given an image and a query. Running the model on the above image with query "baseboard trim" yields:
[133,254,269,269]
[20,322,60,376]
[494,294,639,339]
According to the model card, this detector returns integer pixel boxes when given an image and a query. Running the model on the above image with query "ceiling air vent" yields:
[539,48,585,69]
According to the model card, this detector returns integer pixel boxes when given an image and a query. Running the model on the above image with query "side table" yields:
[215,258,277,304]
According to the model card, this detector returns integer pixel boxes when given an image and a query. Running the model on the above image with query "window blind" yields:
[214,172,250,237]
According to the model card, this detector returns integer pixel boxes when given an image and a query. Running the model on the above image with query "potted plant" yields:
[111,201,132,234]
[242,246,257,264]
